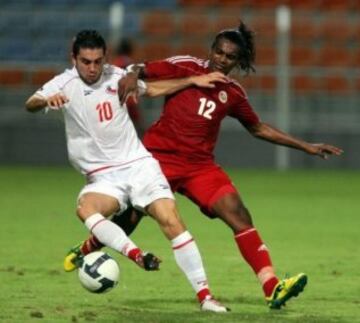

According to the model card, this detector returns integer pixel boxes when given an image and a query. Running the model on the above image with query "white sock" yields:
[85,213,138,256]
[172,231,209,293]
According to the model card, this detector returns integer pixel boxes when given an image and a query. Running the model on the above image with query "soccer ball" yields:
[78,251,120,293]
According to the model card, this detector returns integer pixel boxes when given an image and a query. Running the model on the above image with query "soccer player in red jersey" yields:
[65,22,343,309]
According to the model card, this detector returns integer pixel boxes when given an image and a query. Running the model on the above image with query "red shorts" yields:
[152,152,237,218]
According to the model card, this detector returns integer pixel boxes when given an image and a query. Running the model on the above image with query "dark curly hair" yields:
[211,22,256,74]
[72,30,107,57]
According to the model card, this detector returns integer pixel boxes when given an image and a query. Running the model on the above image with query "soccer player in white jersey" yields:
[25,30,229,312]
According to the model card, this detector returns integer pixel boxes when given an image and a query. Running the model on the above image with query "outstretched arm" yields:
[118,63,226,103]
[145,72,227,97]
[246,122,343,159]
[25,93,68,113]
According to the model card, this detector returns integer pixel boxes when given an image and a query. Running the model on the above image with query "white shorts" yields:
[78,157,174,213]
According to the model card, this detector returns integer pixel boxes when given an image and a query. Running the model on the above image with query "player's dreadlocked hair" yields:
[72,30,107,57]
[212,21,256,74]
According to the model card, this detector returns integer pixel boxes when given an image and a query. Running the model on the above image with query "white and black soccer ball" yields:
[78,251,120,293]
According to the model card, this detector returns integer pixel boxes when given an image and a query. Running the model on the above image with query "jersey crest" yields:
[218,90,228,103]
[106,85,117,95]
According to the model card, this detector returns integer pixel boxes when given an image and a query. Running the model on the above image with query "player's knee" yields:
[76,193,119,221]
[76,204,89,221]
[76,195,101,221]
[76,201,100,221]
[77,195,94,221]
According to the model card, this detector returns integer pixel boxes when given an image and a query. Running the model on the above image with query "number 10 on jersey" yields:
[96,101,113,122]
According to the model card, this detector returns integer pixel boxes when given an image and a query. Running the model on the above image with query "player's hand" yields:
[306,143,344,159]
[191,72,228,88]
[118,72,139,105]
[46,93,69,110]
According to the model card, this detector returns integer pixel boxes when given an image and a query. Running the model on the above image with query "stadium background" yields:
[0,0,359,169]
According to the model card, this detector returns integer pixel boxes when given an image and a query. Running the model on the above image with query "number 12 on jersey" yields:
[96,101,113,122]
[198,98,216,120]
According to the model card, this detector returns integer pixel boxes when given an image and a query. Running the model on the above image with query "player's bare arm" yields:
[191,72,228,88]
[118,64,227,102]
[25,93,69,112]
[247,122,343,159]
[117,63,146,105]
[145,72,227,97]
[118,72,139,105]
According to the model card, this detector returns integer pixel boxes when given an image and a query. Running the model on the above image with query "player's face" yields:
[72,48,106,85]
[208,38,240,75]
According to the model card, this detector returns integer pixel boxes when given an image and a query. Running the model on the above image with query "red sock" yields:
[263,277,279,297]
[234,228,279,297]
[127,248,142,263]
[80,235,104,255]
[197,288,211,303]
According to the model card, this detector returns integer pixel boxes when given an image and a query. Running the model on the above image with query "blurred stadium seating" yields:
[0,0,359,167]
[0,1,357,77]
[290,46,317,66]
[142,10,176,38]
[0,68,25,86]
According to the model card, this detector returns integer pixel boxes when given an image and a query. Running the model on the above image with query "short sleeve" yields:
[228,86,260,127]
[35,75,63,99]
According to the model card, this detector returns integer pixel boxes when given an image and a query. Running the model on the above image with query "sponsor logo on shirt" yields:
[84,89,93,96]
[106,85,117,95]
[219,90,228,103]
[159,184,170,190]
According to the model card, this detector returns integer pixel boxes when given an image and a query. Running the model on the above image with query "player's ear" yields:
[71,53,76,66]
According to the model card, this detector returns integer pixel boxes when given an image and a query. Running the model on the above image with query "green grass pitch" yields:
[0,166,359,322]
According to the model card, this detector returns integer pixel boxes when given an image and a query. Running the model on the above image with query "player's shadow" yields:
[124,297,196,307]
[123,295,266,307]
[121,296,297,318]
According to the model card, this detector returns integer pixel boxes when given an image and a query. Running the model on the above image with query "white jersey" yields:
[36,64,151,175]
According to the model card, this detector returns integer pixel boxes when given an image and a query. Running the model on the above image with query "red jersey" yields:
[143,55,260,162]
